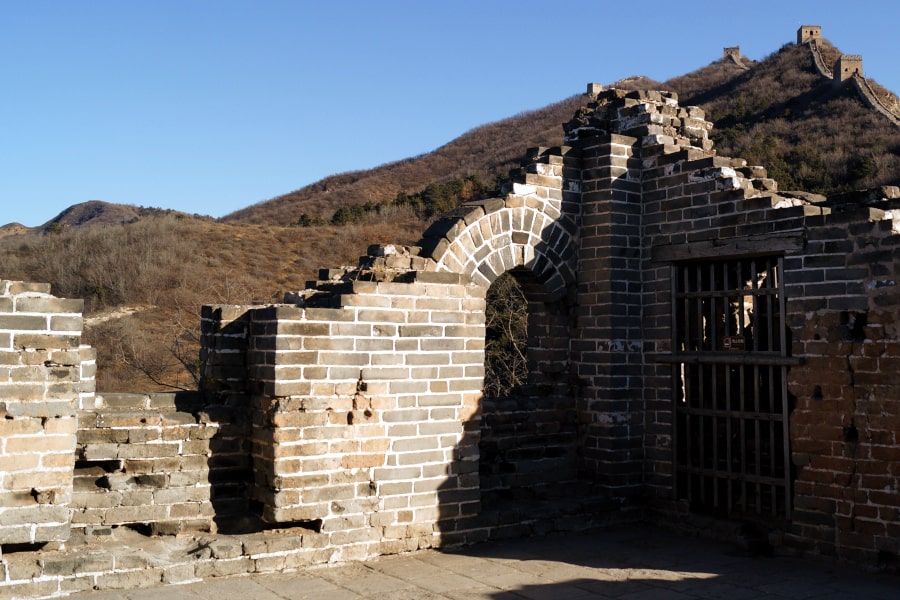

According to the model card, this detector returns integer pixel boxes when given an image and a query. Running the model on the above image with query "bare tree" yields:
[483,272,528,397]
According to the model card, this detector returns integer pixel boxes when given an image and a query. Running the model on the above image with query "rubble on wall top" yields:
[778,190,828,204]
[826,186,900,208]
[283,244,435,307]
[563,88,711,150]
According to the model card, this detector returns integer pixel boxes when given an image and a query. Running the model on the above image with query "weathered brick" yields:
[16,297,84,314]
[14,333,80,350]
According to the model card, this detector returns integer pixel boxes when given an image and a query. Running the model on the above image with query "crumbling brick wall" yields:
[201,265,485,550]
[0,282,251,551]
[71,392,247,536]
[563,90,900,566]
[787,199,900,564]
[416,149,585,510]
[0,280,94,545]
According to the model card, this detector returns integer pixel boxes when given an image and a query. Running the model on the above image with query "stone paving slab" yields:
[64,525,899,600]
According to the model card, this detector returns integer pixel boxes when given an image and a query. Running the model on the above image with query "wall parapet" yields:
[0,280,95,546]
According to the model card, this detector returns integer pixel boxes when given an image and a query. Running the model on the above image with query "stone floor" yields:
[65,524,899,600]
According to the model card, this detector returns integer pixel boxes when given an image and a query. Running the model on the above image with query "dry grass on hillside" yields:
[225,95,589,226]
[0,212,426,391]
[667,41,900,194]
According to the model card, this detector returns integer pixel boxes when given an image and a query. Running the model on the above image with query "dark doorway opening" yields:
[671,256,795,522]
[479,270,578,510]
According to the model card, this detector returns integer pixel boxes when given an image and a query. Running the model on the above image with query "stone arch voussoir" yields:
[418,199,577,301]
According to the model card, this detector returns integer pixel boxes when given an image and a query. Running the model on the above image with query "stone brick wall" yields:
[573,131,646,495]
[633,106,810,507]
[72,392,246,537]
[184,89,894,566]
[417,147,585,508]
[0,280,94,545]
[561,90,900,565]
[786,198,900,564]
[201,265,486,550]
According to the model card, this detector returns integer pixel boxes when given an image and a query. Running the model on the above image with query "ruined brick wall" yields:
[0,282,253,551]
[570,90,900,565]
[189,90,898,565]
[417,148,586,510]
[787,198,900,564]
[638,131,811,509]
[201,267,485,552]
[72,392,248,537]
[564,91,719,497]
[0,281,94,545]
[3,80,900,593]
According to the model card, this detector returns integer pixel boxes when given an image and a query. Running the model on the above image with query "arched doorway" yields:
[480,269,578,511]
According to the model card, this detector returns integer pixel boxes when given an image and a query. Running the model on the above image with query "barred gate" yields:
[669,256,795,521]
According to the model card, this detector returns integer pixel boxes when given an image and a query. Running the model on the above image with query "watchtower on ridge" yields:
[835,54,864,82]
[797,25,821,44]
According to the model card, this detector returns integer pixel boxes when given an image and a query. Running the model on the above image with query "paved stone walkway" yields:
[68,525,898,599]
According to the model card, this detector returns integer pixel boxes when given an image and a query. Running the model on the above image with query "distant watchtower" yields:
[834,54,864,83]
[797,25,822,44]
[723,46,740,59]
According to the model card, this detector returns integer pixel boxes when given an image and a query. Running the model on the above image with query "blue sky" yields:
[2,0,898,227]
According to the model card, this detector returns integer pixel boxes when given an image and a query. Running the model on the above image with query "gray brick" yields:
[0,314,47,331]
[8,281,51,295]
[16,297,84,314]
[14,333,79,350]
[0,400,74,418]
[50,315,83,332]
[0,382,45,401]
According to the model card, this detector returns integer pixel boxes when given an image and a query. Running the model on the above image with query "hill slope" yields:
[225,38,899,228]
[668,40,900,194]
[222,94,591,226]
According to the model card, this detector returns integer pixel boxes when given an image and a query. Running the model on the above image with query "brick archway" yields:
[416,149,580,302]
[409,157,583,511]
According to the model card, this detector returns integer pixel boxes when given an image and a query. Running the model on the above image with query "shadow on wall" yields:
[194,309,260,534]
[434,267,621,544]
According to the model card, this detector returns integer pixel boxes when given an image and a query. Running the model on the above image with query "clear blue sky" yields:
[2,0,897,227]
